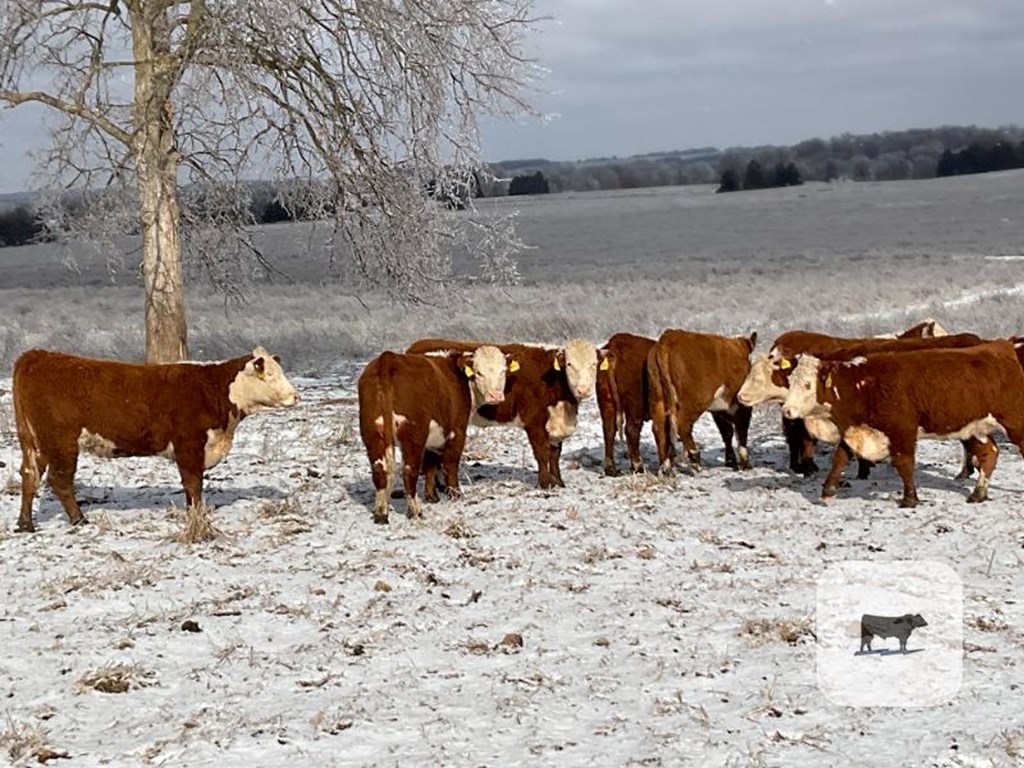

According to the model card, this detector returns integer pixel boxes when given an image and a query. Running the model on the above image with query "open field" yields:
[0,172,1023,766]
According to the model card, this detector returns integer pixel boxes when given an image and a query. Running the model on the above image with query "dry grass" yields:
[739,616,816,646]
[996,727,1024,759]
[76,663,155,694]
[0,714,67,765]
[173,502,221,543]
[1,472,20,496]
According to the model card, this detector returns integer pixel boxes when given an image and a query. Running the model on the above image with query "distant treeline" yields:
[3,124,1023,247]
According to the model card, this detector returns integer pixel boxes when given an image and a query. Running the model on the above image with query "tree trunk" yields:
[132,3,188,363]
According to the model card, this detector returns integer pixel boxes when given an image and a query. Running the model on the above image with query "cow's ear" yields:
[553,351,564,371]
[598,350,610,371]
[748,331,758,350]
[507,357,520,373]
[273,355,281,365]
[779,357,792,370]
[253,356,267,379]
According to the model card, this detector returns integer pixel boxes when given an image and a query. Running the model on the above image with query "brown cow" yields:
[406,338,606,488]
[647,329,757,474]
[13,347,298,533]
[596,332,657,476]
[763,329,981,477]
[781,341,1024,507]
[358,346,508,524]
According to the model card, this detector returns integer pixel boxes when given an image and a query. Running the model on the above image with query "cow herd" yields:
[7,317,1024,531]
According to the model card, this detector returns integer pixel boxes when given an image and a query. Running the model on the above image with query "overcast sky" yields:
[2,0,1023,193]
[482,0,1024,162]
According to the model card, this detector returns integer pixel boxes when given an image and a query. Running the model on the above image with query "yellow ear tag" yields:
[825,373,833,389]
[463,366,475,378]
[553,356,561,371]
[508,360,520,373]
[779,358,791,370]
[599,357,610,371]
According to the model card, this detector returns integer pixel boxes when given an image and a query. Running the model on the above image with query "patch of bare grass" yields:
[172,502,221,543]
[76,662,155,694]
[739,616,816,646]
[0,714,67,765]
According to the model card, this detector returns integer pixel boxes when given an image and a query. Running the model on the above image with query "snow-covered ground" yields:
[1,370,1023,766]
[1,174,1024,766]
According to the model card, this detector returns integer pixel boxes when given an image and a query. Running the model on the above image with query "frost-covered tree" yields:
[0,0,539,361]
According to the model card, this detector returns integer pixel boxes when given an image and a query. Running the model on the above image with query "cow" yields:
[595,332,657,476]
[406,337,606,489]
[646,329,757,474]
[875,317,948,339]
[357,345,509,524]
[739,332,986,478]
[860,614,928,654]
[759,329,982,477]
[781,340,1024,507]
[12,347,298,533]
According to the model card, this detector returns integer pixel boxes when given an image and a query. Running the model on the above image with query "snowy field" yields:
[1,172,1024,766]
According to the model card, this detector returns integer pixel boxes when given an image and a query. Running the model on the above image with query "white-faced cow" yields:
[647,329,757,474]
[13,347,298,533]
[357,345,508,524]
[757,328,981,477]
[739,332,986,477]
[406,337,606,489]
[781,341,1024,507]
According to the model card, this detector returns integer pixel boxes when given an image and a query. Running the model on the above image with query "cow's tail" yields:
[373,360,397,523]
[659,348,680,445]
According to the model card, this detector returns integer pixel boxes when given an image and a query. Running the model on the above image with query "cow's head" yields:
[910,614,928,628]
[781,355,825,420]
[553,339,606,401]
[737,354,791,406]
[230,347,299,413]
[462,344,516,405]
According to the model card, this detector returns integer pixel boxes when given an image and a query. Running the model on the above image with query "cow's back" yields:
[653,329,753,406]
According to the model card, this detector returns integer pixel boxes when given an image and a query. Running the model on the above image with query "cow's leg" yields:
[17,445,47,533]
[400,449,424,520]
[440,430,467,500]
[368,443,393,525]
[711,411,737,468]
[625,418,645,473]
[599,394,619,477]
[649,396,673,476]
[821,442,853,501]
[784,417,818,475]
[955,439,975,480]
[890,437,919,508]
[422,451,442,503]
[674,403,704,472]
[47,448,87,528]
[525,425,555,489]
[548,441,566,488]
[174,444,206,511]
[966,439,998,504]
[732,404,753,470]
[855,458,875,481]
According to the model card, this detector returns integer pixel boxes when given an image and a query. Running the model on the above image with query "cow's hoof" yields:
[966,491,987,504]
[444,487,463,501]
[373,515,389,525]
[819,495,834,505]
[603,463,620,478]
[15,521,35,534]
[898,497,918,509]
[629,463,645,474]
[425,492,440,504]
[821,485,839,499]
[69,515,89,528]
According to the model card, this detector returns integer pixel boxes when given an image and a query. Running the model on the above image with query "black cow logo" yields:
[859,613,928,654]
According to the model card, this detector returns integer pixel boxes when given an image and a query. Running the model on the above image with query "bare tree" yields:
[0,0,539,361]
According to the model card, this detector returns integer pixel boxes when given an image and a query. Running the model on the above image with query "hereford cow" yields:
[647,329,757,474]
[13,347,298,533]
[860,614,928,654]
[760,329,981,477]
[739,332,985,477]
[596,332,657,476]
[406,337,606,488]
[781,340,1024,507]
[358,345,509,524]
